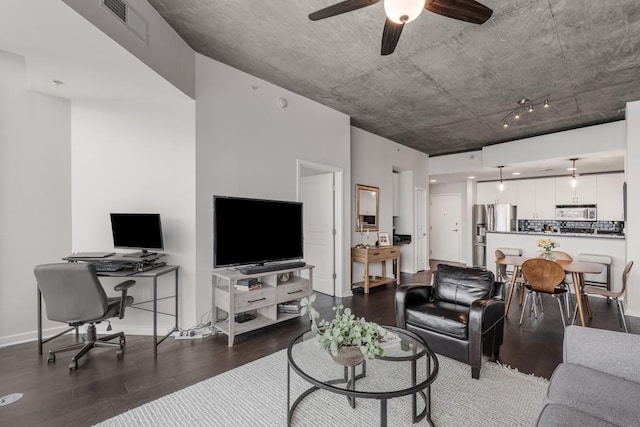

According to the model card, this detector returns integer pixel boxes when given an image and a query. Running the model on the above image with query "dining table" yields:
[495,256,604,326]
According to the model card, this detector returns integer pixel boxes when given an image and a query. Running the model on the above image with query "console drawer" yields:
[367,247,399,261]
[277,280,309,303]
[234,288,275,311]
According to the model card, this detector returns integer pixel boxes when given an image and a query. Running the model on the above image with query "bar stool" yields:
[578,253,612,293]
[578,254,612,316]
[497,247,522,277]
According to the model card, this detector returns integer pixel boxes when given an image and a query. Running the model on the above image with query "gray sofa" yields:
[537,325,640,426]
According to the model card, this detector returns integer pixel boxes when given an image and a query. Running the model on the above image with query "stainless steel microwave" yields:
[555,205,597,221]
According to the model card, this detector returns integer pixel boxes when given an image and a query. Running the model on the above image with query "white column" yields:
[625,100,640,317]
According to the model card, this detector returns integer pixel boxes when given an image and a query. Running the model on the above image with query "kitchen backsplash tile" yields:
[518,220,624,234]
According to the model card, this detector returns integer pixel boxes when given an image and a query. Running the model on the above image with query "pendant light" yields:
[569,158,578,188]
[497,166,505,192]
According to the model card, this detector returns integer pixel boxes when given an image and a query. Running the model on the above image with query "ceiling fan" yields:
[309,0,493,55]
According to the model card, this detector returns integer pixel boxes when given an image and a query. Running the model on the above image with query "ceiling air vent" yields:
[101,0,148,43]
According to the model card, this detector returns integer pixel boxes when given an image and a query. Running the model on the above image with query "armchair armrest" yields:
[564,325,640,383]
[469,297,505,335]
[113,279,136,319]
[395,284,432,327]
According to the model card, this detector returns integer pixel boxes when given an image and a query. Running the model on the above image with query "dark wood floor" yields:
[1,265,637,426]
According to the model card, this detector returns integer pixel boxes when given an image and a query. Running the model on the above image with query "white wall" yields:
[482,121,626,167]
[625,100,640,316]
[71,97,196,333]
[195,53,351,314]
[351,128,430,277]
[62,0,195,99]
[0,50,72,346]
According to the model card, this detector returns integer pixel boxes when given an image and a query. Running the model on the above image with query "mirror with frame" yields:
[356,184,379,232]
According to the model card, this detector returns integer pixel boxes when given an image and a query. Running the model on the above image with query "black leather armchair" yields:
[395,264,505,379]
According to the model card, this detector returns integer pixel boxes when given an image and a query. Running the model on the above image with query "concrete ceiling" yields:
[146,0,640,156]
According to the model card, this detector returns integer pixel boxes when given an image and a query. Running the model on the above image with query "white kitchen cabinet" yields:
[516,180,536,219]
[596,173,624,220]
[536,178,557,219]
[516,178,555,219]
[477,181,516,205]
[556,175,597,204]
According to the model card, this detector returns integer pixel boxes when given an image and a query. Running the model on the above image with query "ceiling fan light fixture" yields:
[503,121,509,128]
[528,104,534,113]
[384,0,425,24]
[544,98,550,108]
[514,110,520,120]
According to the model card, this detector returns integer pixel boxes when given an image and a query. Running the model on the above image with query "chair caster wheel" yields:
[116,349,124,357]
[47,353,56,363]
[69,361,78,371]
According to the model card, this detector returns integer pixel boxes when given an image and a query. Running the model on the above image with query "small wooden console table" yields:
[351,246,401,293]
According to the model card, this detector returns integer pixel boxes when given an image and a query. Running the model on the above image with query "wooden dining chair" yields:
[574,261,633,333]
[520,258,570,327]
[537,250,574,318]
[495,249,526,305]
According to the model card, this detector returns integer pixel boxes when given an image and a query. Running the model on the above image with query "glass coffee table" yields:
[287,326,438,427]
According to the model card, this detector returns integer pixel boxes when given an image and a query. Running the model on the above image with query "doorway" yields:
[297,160,343,296]
[430,193,461,262]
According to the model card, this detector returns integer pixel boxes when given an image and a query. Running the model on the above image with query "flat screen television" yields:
[110,213,164,257]
[213,196,303,268]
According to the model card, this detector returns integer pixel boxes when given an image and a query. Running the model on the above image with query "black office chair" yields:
[34,263,136,370]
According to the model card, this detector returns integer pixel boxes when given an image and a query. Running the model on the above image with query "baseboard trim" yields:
[0,326,167,349]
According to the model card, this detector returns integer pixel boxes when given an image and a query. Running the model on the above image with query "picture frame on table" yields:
[378,232,391,246]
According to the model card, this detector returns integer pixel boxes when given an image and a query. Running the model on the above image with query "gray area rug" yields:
[98,348,548,426]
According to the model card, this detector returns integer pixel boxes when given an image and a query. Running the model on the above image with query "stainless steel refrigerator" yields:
[472,204,517,267]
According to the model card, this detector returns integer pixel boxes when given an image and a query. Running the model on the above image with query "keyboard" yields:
[93,263,127,272]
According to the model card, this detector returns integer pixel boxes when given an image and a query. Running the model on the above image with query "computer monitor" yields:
[110,213,164,257]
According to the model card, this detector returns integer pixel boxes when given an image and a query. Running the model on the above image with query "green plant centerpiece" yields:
[300,294,387,366]
[537,238,558,259]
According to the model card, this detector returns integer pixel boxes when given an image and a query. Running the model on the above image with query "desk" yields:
[351,246,401,294]
[38,258,179,358]
[496,256,602,326]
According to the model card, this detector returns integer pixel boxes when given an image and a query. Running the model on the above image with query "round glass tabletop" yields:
[287,325,438,398]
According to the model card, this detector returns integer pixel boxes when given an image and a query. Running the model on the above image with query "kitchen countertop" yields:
[487,230,625,239]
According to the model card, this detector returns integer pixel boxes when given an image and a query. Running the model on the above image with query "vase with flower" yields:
[537,238,558,259]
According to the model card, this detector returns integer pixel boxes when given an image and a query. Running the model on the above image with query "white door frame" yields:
[429,192,462,262]
[296,159,344,297]
[415,187,428,272]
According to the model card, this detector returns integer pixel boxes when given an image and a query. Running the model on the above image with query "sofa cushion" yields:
[432,264,494,306]
[537,403,616,427]
[546,363,640,427]
[405,300,468,340]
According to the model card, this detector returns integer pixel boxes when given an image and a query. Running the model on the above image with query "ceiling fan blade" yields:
[381,18,404,56]
[309,0,382,21]
[425,0,493,24]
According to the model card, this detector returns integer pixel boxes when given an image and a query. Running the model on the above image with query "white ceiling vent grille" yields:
[101,0,148,43]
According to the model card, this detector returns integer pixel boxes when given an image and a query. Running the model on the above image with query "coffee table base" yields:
[287,360,433,427]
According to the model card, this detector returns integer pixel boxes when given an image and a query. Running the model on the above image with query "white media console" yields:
[211,264,314,346]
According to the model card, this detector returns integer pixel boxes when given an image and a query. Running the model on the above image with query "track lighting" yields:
[501,96,551,128]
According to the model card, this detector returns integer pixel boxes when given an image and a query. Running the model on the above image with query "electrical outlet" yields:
[175,334,203,340]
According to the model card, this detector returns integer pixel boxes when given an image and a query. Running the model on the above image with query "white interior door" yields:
[416,187,427,271]
[430,193,461,262]
[300,173,335,296]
